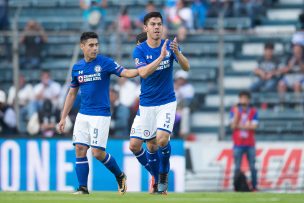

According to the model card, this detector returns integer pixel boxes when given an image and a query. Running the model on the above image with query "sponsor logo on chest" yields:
[77,65,102,83]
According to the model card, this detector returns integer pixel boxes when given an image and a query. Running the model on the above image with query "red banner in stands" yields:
[185,142,304,191]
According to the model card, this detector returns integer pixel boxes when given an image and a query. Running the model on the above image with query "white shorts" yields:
[130,101,177,140]
[73,113,111,150]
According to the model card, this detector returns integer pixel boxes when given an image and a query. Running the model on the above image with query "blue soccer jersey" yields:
[70,54,124,116]
[133,39,179,106]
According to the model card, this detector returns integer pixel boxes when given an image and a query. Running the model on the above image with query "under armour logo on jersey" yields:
[78,70,83,74]
[146,55,152,59]
[114,61,121,69]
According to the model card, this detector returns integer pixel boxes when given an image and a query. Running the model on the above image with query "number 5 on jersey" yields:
[164,113,170,128]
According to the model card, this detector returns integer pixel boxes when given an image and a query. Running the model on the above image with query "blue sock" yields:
[75,157,89,187]
[134,148,153,176]
[159,142,171,174]
[146,150,159,183]
[101,153,122,177]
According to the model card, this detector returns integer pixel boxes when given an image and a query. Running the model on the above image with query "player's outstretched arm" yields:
[138,39,168,79]
[57,87,79,134]
[120,68,139,78]
[170,37,190,71]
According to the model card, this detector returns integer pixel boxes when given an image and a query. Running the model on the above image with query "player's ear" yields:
[80,42,85,50]
[143,24,148,32]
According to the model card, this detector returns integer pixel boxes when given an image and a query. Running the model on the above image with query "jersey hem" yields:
[139,98,176,107]
[157,128,171,134]
[73,142,90,148]
[78,111,111,117]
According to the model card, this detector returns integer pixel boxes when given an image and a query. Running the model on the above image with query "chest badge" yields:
[94,65,102,73]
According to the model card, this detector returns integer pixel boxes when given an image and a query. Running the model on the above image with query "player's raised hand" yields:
[57,119,66,134]
[170,37,179,54]
[160,39,168,59]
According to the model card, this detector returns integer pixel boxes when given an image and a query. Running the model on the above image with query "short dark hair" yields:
[136,32,147,44]
[41,69,50,75]
[264,42,274,50]
[143,12,163,25]
[238,90,251,99]
[80,32,98,43]
[147,0,154,6]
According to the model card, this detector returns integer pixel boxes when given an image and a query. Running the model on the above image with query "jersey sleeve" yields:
[70,66,79,88]
[104,57,124,77]
[251,110,258,125]
[133,46,147,69]
[229,107,235,124]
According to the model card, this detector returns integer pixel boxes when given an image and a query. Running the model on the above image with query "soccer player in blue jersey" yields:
[57,32,138,195]
[129,12,190,194]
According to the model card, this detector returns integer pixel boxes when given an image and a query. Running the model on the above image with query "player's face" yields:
[41,72,50,85]
[144,17,163,41]
[264,48,273,60]
[239,95,250,107]
[81,38,99,60]
[293,45,303,59]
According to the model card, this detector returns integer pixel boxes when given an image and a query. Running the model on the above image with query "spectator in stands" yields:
[117,77,138,109]
[292,26,304,47]
[117,7,132,41]
[291,13,304,46]
[173,70,194,138]
[207,0,221,17]
[250,43,280,92]
[230,91,258,191]
[109,86,130,138]
[20,20,47,69]
[80,0,107,32]
[165,0,194,41]
[208,0,234,18]
[0,90,17,135]
[234,0,265,27]
[278,44,304,94]
[117,77,138,131]
[7,75,34,134]
[191,0,208,32]
[175,70,195,109]
[38,99,60,137]
[222,0,234,17]
[28,70,61,118]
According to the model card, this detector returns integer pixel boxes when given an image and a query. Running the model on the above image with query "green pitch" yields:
[1,192,304,203]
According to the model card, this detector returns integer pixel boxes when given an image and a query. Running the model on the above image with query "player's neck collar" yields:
[84,55,97,63]
[146,39,161,48]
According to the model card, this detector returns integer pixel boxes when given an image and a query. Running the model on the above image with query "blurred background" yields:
[0,0,304,193]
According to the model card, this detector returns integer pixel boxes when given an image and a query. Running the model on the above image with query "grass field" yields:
[1,192,304,203]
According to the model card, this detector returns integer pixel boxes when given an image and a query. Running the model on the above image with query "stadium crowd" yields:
[0,0,303,139]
